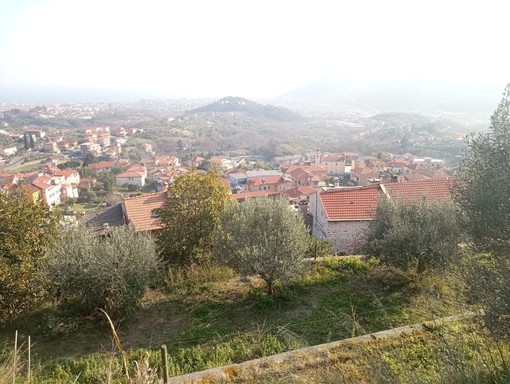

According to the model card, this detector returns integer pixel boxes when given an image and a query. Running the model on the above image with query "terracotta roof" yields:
[31,176,54,190]
[319,178,452,221]
[21,184,40,194]
[247,175,284,187]
[321,155,345,162]
[403,173,430,182]
[122,192,167,232]
[351,167,378,175]
[385,178,452,202]
[283,186,317,199]
[116,171,145,178]
[231,191,280,202]
[286,165,326,175]
[319,186,381,221]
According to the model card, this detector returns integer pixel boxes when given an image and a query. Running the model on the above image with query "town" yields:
[0,97,455,254]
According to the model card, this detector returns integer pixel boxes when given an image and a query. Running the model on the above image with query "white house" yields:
[31,176,62,206]
[115,170,146,187]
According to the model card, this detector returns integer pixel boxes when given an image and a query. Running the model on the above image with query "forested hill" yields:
[186,96,304,122]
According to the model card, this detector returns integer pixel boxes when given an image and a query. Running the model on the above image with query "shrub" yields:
[362,198,462,273]
[47,225,161,318]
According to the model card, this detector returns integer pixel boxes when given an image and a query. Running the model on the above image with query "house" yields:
[21,184,41,202]
[350,167,381,186]
[246,175,290,193]
[122,192,167,232]
[44,142,59,154]
[115,167,147,187]
[1,146,17,157]
[413,157,444,170]
[31,176,62,206]
[285,165,327,187]
[282,185,317,203]
[83,203,126,233]
[189,156,205,168]
[310,178,453,254]
[88,161,116,173]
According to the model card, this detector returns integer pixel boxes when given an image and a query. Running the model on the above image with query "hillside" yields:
[186,96,304,122]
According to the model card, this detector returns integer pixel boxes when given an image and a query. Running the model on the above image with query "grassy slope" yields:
[0,259,468,382]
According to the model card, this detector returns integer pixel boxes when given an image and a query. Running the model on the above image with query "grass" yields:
[0,259,471,382]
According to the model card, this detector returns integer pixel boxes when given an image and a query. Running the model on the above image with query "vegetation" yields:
[0,259,467,382]
[158,171,230,267]
[46,226,160,318]
[0,188,58,322]
[215,197,311,294]
[362,198,462,273]
[454,83,510,340]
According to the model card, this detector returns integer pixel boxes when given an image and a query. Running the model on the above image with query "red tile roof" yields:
[319,178,452,221]
[122,192,167,232]
[385,178,452,202]
[319,186,381,221]
[247,175,284,187]
[116,171,145,178]
[283,186,317,199]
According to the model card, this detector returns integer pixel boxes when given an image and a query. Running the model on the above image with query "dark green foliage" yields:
[453,84,510,255]
[0,188,58,322]
[454,84,510,340]
[215,197,311,294]
[323,257,376,274]
[158,171,230,267]
[46,226,160,318]
[306,237,333,259]
[362,198,461,273]
[57,160,81,170]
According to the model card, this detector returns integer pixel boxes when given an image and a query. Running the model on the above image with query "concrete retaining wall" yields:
[168,313,473,383]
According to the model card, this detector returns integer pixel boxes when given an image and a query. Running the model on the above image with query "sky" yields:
[0,0,509,102]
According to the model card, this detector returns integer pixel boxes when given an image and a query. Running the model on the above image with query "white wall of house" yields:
[2,147,17,156]
[42,185,62,206]
[116,176,145,187]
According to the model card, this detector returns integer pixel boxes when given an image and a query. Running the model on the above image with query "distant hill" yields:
[186,96,304,122]
[278,80,503,115]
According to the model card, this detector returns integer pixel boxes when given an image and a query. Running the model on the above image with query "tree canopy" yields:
[0,188,58,321]
[362,197,461,273]
[158,171,230,267]
[47,225,160,317]
[453,84,510,255]
[454,84,510,339]
[214,197,311,294]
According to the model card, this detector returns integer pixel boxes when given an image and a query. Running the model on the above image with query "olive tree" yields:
[362,197,462,273]
[453,84,510,339]
[47,225,160,317]
[214,197,311,294]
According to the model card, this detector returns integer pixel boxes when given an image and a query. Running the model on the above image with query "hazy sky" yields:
[0,0,508,101]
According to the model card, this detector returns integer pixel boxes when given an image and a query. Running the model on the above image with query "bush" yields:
[47,226,161,318]
[362,198,462,273]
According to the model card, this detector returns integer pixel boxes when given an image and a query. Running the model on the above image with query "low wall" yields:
[168,313,473,384]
